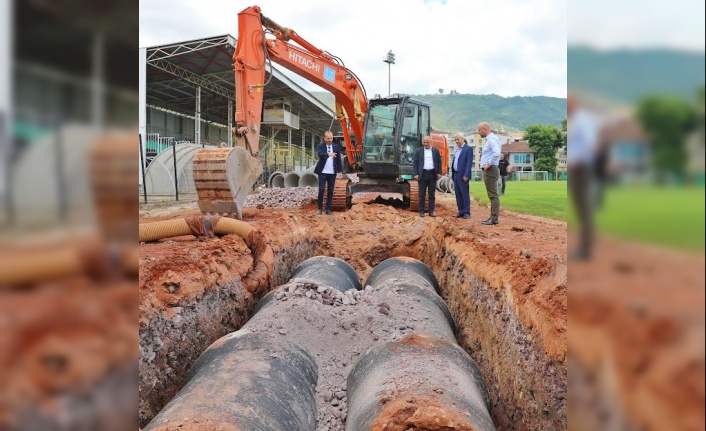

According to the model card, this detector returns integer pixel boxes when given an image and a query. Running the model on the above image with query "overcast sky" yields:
[568,0,705,51]
[140,0,568,98]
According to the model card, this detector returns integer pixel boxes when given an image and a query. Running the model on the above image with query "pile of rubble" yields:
[244,186,318,209]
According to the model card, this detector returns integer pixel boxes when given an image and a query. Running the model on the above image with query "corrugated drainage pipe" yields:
[284,172,301,188]
[138,215,273,293]
[298,172,319,188]
[268,171,284,188]
[448,177,456,194]
[254,256,361,314]
[364,256,456,341]
[144,330,318,431]
[345,333,495,431]
[0,240,139,287]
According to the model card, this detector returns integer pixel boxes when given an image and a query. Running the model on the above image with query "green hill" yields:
[309,91,566,133]
[568,46,705,106]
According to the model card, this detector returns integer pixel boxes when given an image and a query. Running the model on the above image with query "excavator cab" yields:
[362,96,431,179]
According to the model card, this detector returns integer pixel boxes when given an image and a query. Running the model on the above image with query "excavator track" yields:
[407,181,419,212]
[331,178,352,211]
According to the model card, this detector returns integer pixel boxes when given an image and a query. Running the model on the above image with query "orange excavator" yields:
[194,5,448,217]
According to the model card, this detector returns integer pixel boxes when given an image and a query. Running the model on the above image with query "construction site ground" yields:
[139,191,568,430]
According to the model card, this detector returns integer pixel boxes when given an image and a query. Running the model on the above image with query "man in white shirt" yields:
[567,93,598,259]
[313,131,343,215]
[478,122,501,225]
[412,136,442,217]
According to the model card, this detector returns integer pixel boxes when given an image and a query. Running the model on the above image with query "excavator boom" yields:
[194,5,449,218]
[234,5,366,167]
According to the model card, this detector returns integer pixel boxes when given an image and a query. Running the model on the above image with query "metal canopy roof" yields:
[145,34,340,145]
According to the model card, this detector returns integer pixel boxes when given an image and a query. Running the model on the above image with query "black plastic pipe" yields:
[346,334,495,431]
[144,330,318,431]
[254,256,361,314]
[365,257,456,339]
[364,256,440,294]
[291,256,362,293]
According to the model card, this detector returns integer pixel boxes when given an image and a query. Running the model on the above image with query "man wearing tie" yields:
[451,133,473,219]
[313,130,343,215]
[413,136,442,217]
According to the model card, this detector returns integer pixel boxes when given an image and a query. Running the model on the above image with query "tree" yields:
[523,124,564,172]
[438,88,444,95]
[636,95,695,179]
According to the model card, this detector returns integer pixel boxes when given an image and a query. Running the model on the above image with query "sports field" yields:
[588,186,705,253]
[466,180,703,252]
[468,180,567,221]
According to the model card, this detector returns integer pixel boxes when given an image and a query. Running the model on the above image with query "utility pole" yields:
[383,50,395,96]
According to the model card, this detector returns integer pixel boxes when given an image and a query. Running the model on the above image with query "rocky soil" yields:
[139,192,568,430]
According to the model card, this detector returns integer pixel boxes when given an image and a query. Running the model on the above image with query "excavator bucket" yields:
[192,147,263,219]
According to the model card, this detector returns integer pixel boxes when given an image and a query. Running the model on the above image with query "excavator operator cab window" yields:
[398,104,420,164]
[364,104,398,163]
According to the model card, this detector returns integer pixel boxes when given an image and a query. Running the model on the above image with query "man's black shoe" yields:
[429,212,436,217]
[481,219,498,225]
[325,209,332,215]
[317,209,322,215]
[419,212,425,217]
[460,214,470,219]
[454,213,463,218]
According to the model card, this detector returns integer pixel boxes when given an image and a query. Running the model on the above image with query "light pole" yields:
[383,50,395,96]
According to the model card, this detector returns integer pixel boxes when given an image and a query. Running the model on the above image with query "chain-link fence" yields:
[139,134,319,204]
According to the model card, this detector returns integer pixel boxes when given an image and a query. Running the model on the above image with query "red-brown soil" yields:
[568,237,705,431]
[139,193,568,430]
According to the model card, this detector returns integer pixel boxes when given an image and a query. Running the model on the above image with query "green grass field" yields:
[467,180,568,220]
[586,186,705,253]
[458,180,704,253]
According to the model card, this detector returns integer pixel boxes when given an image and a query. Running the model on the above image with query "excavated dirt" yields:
[568,237,705,431]
[138,192,568,430]
[1,280,138,430]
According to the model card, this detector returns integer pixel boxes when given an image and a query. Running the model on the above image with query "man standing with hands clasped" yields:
[313,130,343,215]
[478,122,501,225]
[498,153,511,195]
[413,135,442,217]
[451,132,473,219]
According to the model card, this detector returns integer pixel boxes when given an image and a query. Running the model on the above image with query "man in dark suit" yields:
[413,135,442,217]
[451,133,473,219]
[313,130,343,215]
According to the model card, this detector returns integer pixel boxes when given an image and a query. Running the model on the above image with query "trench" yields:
[138,212,566,431]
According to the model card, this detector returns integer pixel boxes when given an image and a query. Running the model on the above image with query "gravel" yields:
[242,277,445,431]
[244,187,318,209]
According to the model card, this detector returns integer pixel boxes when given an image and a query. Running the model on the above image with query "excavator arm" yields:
[234,5,366,167]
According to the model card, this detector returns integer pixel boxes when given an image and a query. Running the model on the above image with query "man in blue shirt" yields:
[478,122,501,225]
[451,133,473,219]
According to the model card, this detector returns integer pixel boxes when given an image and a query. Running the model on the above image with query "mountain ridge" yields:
[309,91,566,133]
